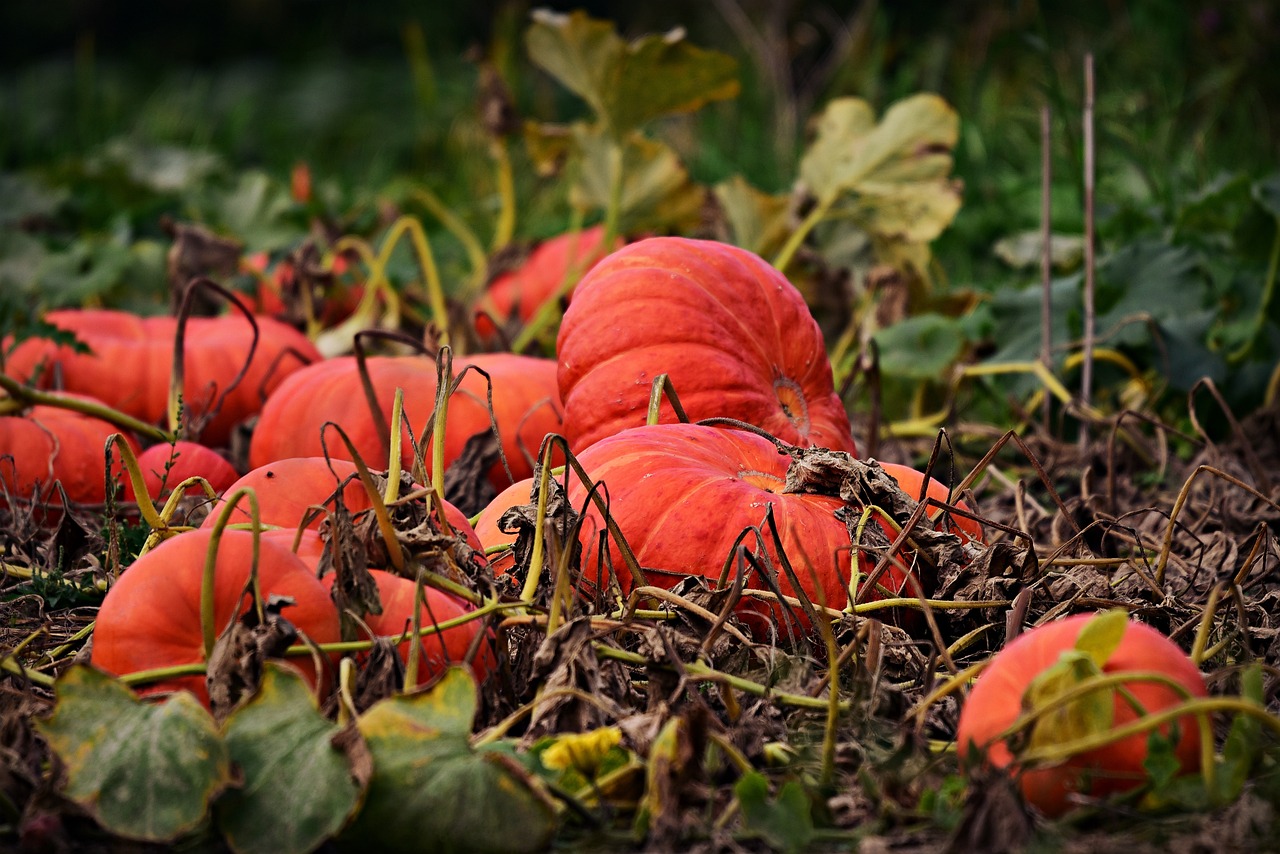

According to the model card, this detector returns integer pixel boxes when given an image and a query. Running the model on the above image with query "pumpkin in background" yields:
[4,309,321,446]
[472,476,536,576]
[876,461,984,545]
[91,529,341,706]
[124,440,239,505]
[475,226,621,338]
[0,401,136,517]
[556,237,856,454]
[248,353,561,492]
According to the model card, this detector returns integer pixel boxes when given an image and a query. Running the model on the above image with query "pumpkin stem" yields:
[645,374,690,426]
[320,421,407,573]
[202,486,263,660]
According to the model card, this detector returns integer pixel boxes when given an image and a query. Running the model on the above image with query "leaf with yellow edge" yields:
[1073,609,1130,669]
[37,665,231,843]
[526,9,738,137]
[713,176,793,258]
[345,667,556,854]
[571,125,705,234]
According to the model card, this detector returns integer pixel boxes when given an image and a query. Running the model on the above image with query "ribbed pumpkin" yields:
[0,401,136,516]
[248,353,561,492]
[472,476,536,576]
[566,423,883,632]
[556,237,856,454]
[4,309,321,446]
[90,528,342,706]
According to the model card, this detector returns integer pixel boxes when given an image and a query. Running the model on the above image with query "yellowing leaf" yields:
[37,665,231,843]
[526,9,738,137]
[1074,609,1130,669]
[571,125,705,234]
[713,176,793,257]
[1021,651,1115,755]
[540,726,622,777]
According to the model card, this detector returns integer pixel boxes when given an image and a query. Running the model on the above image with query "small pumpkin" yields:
[90,528,342,706]
[124,440,239,505]
[556,237,856,454]
[472,476,536,576]
[248,353,562,492]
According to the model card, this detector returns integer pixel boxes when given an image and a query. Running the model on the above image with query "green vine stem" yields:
[645,374,690,426]
[519,440,561,605]
[410,186,489,296]
[772,195,836,274]
[0,374,170,443]
[386,388,405,505]
[489,138,517,254]
[201,486,263,659]
[320,422,406,573]
[335,215,447,347]
[1228,212,1280,363]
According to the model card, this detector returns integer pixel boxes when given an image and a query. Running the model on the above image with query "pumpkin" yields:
[322,568,496,687]
[4,309,321,446]
[248,353,562,492]
[91,528,342,706]
[245,251,361,326]
[472,476,536,576]
[475,226,621,337]
[556,237,856,454]
[875,461,984,544]
[203,457,484,554]
[123,440,239,504]
[567,423,894,633]
[956,613,1207,816]
[0,401,136,517]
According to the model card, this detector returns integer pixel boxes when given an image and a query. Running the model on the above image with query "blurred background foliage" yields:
[3,0,1278,425]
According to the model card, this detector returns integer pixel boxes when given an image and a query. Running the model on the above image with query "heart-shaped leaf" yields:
[217,664,366,854]
[37,665,231,843]
[570,124,705,234]
[347,667,556,854]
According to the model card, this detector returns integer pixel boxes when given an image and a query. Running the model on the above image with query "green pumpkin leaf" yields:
[526,9,738,137]
[570,124,705,234]
[800,94,961,242]
[217,664,365,854]
[872,313,966,380]
[37,665,231,843]
[1250,173,1280,220]
[713,176,794,258]
[734,771,815,854]
[1214,663,1265,805]
[1074,609,1129,668]
[347,667,556,854]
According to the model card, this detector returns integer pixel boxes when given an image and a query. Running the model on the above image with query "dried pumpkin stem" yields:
[202,486,263,659]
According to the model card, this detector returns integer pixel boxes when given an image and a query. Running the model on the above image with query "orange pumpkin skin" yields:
[203,457,484,554]
[90,529,342,706]
[475,226,621,336]
[124,440,239,504]
[556,237,856,455]
[324,569,496,688]
[248,353,562,492]
[4,309,321,446]
[955,614,1207,816]
[472,476,536,576]
[567,423,892,633]
[875,461,984,545]
[0,403,136,516]
[246,251,361,326]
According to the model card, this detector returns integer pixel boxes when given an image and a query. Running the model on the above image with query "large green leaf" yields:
[37,665,232,843]
[800,94,961,242]
[872,313,966,380]
[734,771,815,854]
[570,124,705,234]
[526,9,738,137]
[0,172,68,226]
[217,664,365,854]
[347,667,556,854]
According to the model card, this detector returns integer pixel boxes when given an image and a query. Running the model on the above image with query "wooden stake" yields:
[1041,105,1053,431]
[1081,54,1097,440]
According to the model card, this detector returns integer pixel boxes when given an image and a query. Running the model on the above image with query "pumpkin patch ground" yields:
[3,6,1280,853]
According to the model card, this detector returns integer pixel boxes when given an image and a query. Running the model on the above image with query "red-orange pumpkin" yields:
[0,401,136,517]
[4,309,321,446]
[875,461,984,545]
[91,528,342,706]
[956,614,1207,816]
[322,568,496,687]
[556,237,856,454]
[203,457,485,554]
[124,440,239,504]
[248,353,562,492]
[567,423,890,633]
[472,476,536,576]
[245,251,361,326]
[475,226,621,337]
